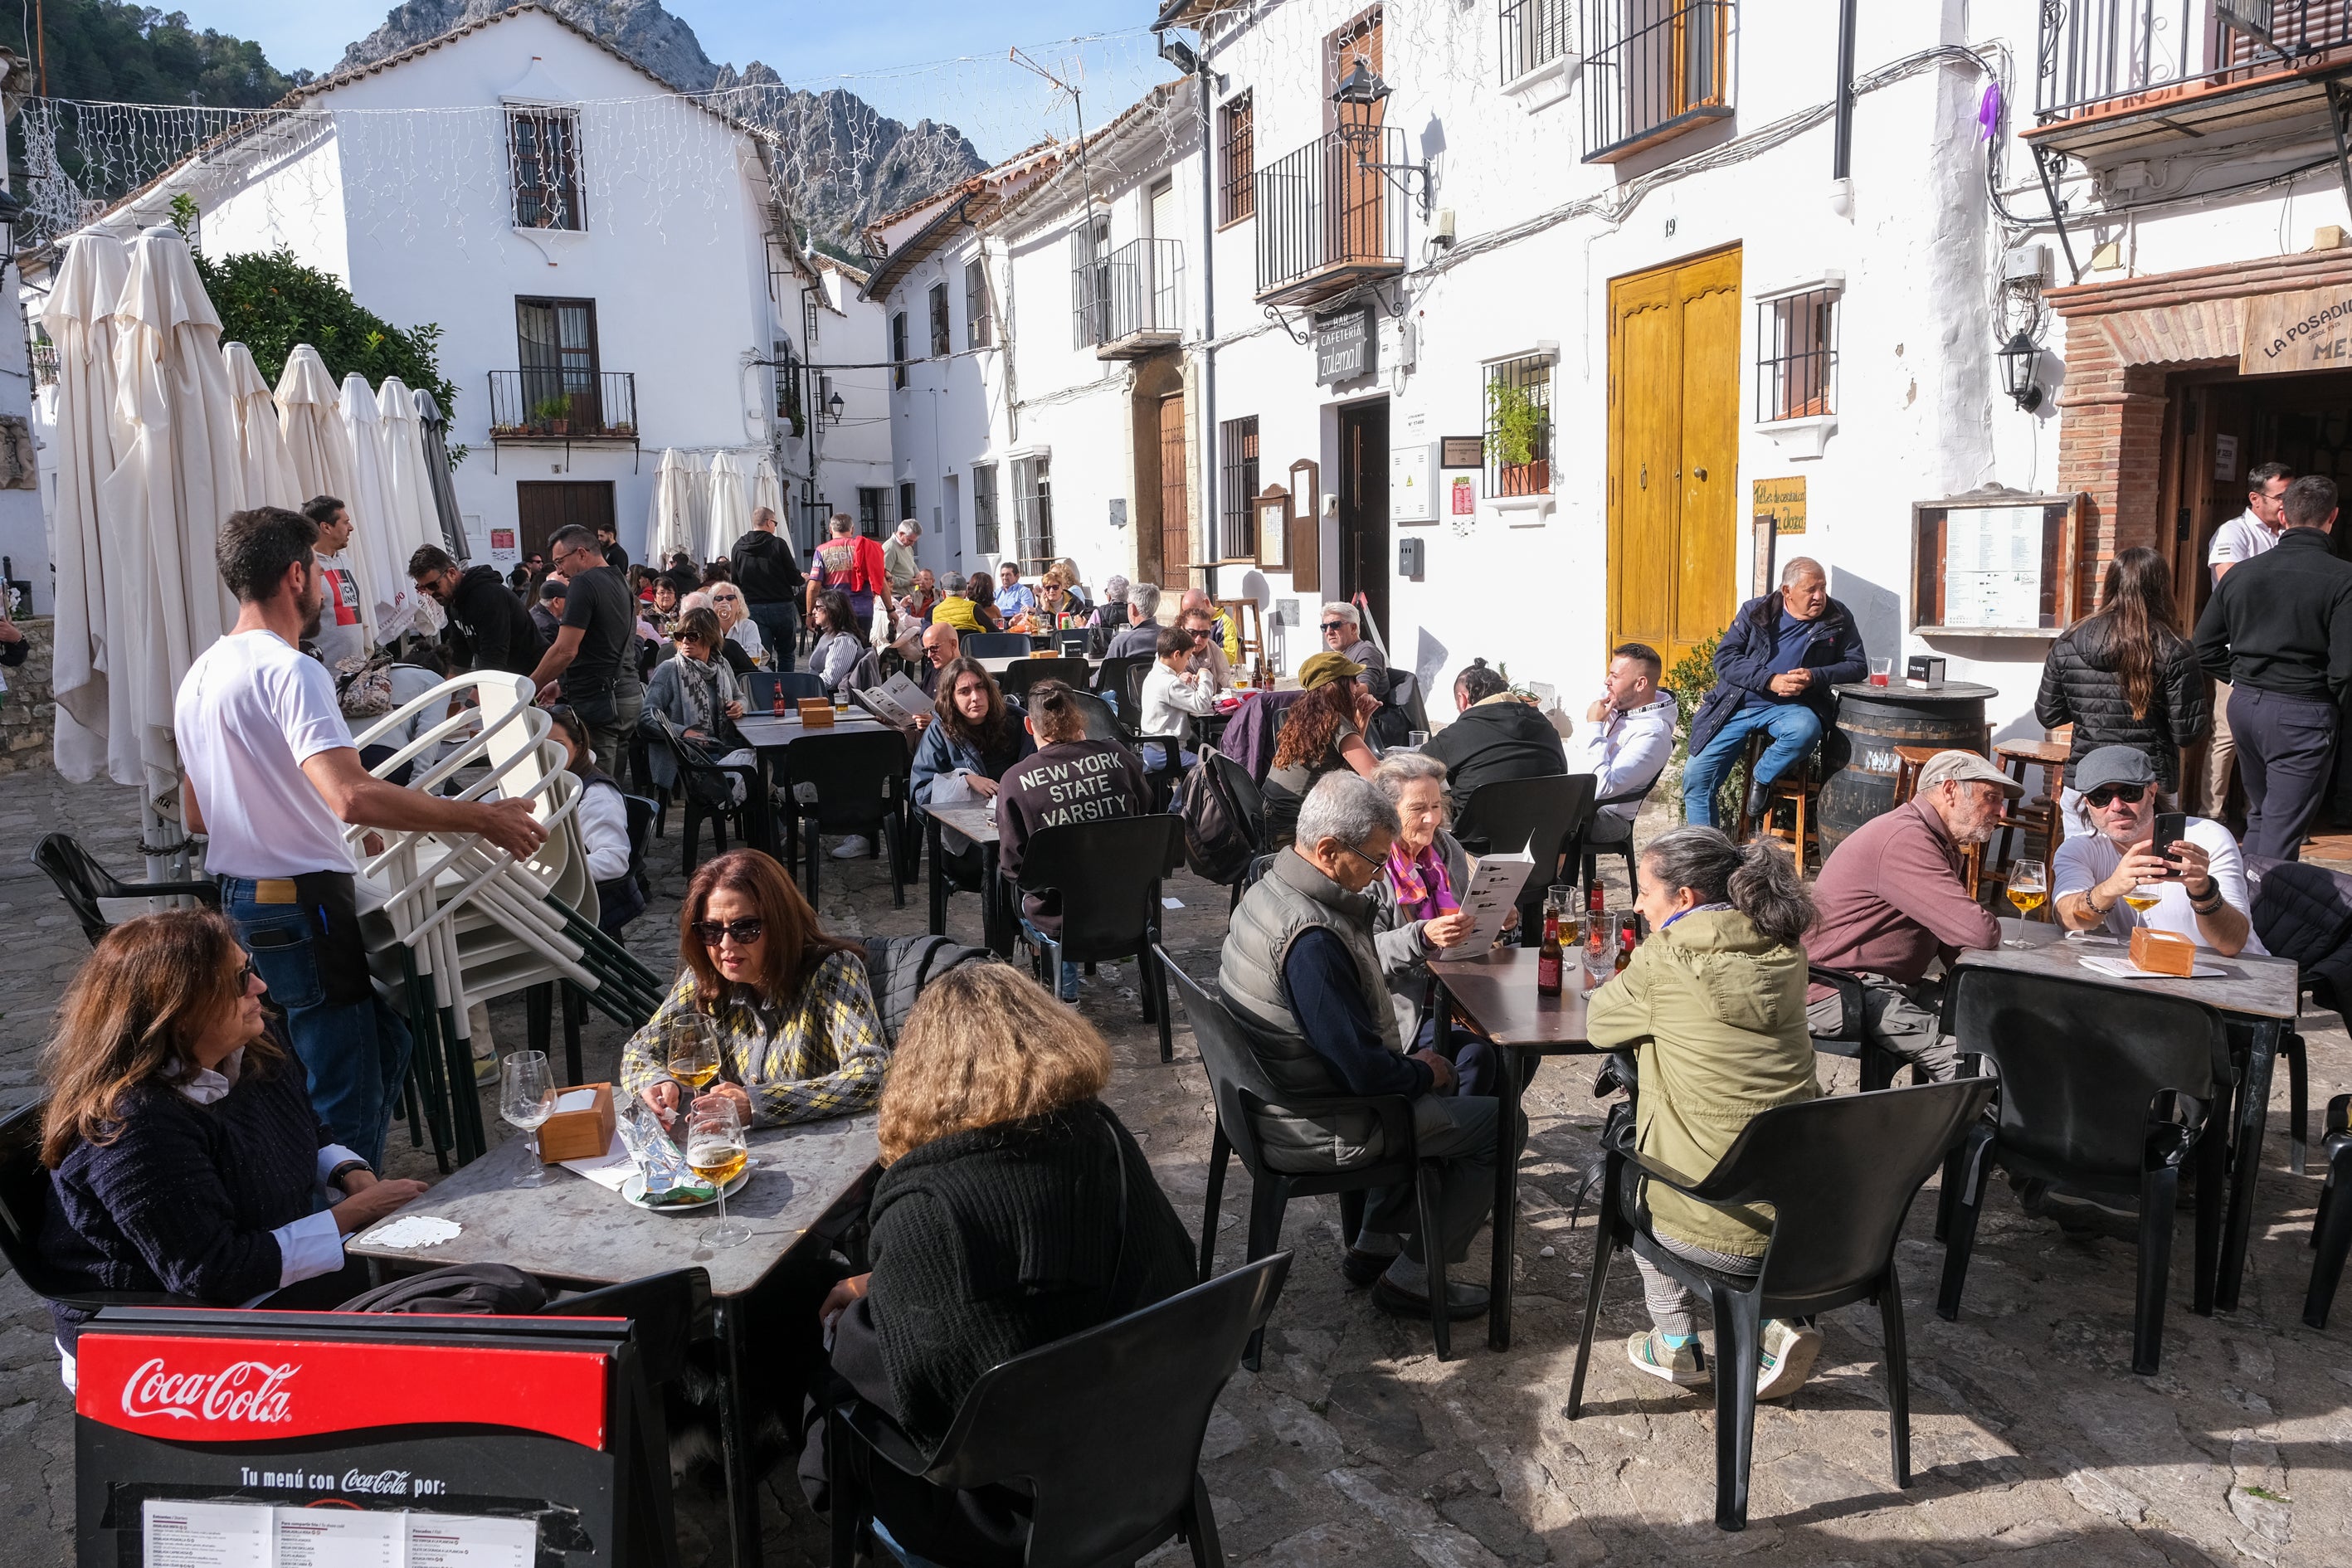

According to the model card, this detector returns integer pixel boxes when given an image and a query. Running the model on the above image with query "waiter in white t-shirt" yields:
[2052,744,2261,956]
[177,506,545,1168]
[2203,461,2294,821]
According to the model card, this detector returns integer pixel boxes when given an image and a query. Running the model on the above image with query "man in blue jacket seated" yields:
[1682,556,1867,829]
[1217,772,1521,1324]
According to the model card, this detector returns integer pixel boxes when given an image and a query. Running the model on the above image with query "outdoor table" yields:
[1955,917,2301,1311]
[350,1112,881,1568]
[1816,679,1999,860]
[1427,945,1605,1351]
[976,653,1103,677]
[735,709,910,868]
[923,798,1012,956]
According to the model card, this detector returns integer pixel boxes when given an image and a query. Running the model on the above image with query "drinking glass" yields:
[666,1015,722,1106]
[1868,658,1893,688]
[1407,729,1431,750]
[688,1096,753,1249]
[1582,923,1619,989]
[499,1050,558,1187]
[2005,860,2048,944]
[1546,882,1578,946]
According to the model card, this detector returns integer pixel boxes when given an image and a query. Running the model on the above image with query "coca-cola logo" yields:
[120,1357,298,1425]
[339,1468,411,1495]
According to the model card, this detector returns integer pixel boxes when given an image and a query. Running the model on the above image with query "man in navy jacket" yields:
[1682,557,1867,828]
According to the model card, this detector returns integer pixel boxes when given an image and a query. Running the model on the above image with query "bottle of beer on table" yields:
[1536,902,1563,996]
[1615,914,1639,974]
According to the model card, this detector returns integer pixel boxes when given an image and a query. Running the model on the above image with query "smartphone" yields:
[2153,811,2188,871]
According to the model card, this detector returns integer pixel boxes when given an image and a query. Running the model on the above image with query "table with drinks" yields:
[353,1027,883,1568]
[1428,880,1634,1351]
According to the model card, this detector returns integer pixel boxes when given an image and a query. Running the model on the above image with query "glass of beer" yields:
[666,1016,721,1105]
[688,1096,752,1249]
[2005,859,2048,945]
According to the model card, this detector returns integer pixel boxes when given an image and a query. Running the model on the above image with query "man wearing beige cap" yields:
[1802,749,2019,1079]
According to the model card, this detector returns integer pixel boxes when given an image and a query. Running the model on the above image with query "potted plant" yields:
[1486,381,1550,496]
[529,394,572,436]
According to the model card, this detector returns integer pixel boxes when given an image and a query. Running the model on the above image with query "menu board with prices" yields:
[1910,491,2083,634]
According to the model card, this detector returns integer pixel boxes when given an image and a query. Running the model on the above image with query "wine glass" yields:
[499,1049,558,1187]
[687,1096,752,1249]
[666,1016,722,1108]
[2005,859,2048,945]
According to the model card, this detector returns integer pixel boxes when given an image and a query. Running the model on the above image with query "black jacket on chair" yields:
[2033,615,2208,792]
[1423,698,1567,816]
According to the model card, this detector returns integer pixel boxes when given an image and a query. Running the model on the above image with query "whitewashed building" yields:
[21,3,883,570]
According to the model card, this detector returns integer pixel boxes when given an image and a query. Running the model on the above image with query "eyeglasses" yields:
[1338,840,1386,871]
[1321,621,1349,634]
[236,955,259,989]
[693,918,766,947]
[2084,783,2149,808]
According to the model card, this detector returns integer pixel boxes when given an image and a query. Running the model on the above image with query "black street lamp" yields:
[1998,330,2043,412]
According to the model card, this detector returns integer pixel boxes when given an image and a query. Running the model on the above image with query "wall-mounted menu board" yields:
[1911,491,2084,635]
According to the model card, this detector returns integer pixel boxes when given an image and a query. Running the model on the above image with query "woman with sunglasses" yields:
[807,589,873,699]
[707,582,766,674]
[2034,546,2207,837]
[36,911,429,1384]
[621,850,889,1127]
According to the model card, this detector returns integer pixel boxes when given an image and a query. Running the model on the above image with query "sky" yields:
[184,0,1180,160]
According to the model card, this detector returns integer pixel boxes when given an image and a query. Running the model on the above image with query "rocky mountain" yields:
[335,0,986,253]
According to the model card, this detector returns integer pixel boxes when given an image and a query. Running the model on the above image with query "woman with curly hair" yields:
[1261,650,1383,848]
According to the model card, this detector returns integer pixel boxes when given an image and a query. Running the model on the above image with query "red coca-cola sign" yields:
[75,1335,607,1448]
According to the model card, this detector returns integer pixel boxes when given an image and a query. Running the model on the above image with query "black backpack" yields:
[336,1263,548,1315]
[1180,747,1263,886]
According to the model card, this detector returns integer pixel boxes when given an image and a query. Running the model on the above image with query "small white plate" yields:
[621,1166,749,1213]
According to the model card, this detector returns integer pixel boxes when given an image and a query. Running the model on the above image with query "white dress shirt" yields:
[1565,692,1678,822]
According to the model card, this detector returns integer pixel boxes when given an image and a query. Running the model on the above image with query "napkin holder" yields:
[538,1081,616,1162]
[2130,928,2195,977]
[797,699,835,728]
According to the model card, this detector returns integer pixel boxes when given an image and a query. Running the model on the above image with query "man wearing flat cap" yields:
[2053,744,2262,956]
[1803,750,2021,1079]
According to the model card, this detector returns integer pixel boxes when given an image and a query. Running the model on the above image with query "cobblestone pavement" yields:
[5,763,2350,1566]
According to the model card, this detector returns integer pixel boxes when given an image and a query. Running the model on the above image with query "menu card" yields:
[141,1500,538,1567]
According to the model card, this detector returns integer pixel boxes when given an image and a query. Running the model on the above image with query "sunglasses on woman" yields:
[2083,783,2148,808]
[694,918,765,947]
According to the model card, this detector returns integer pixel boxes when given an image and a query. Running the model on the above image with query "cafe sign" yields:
[1315,307,1376,386]
[2240,285,2352,375]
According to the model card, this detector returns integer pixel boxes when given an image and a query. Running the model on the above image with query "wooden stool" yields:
[1216,598,1264,673]
[1891,743,1985,899]
[1990,738,2070,905]
[1732,730,1819,874]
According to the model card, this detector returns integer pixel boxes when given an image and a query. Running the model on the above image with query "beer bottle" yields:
[772,684,787,717]
[1614,915,1639,974]
[1536,905,1563,996]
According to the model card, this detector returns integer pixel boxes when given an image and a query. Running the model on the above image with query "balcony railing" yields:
[487,369,637,439]
[2038,2,2352,120]
[1074,238,1186,358]
[1253,128,1409,307]
[1500,0,1575,85]
[1581,0,1735,163]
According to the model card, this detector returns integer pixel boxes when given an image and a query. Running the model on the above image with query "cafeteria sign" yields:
[1315,307,1376,386]
[2241,284,2352,375]
[1752,475,1807,535]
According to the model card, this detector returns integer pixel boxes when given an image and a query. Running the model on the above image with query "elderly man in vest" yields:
[1219,772,1516,1323]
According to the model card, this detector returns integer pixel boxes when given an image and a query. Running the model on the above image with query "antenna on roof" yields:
[1008,46,1098,228]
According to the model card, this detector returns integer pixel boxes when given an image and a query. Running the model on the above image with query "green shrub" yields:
[1664,630,1746,822]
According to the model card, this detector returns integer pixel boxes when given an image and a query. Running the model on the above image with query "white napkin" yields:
[365,1215,462,1249]
[2080,956,2226,981]
[560,1130,638,1195]
[932,769,975,806]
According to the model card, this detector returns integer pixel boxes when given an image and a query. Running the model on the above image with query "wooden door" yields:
[514,480,616,562]
[1159,392,1191,584]
[1607,246,1741,668]
[1337,400,1390,638]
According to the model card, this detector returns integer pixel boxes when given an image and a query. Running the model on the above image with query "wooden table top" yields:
[922,800,1001,845]
[1955,917,2301,1021]
[349,1113,880,1298]
[1994,738,2072,766]
[1428,946,1604,1049]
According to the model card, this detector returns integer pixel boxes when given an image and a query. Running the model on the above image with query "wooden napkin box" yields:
[2130,928,2195,977]
[797,699,835,728]
[538,1081,616,1163]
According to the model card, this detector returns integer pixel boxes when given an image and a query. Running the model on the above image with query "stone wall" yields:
[0,616,51,776]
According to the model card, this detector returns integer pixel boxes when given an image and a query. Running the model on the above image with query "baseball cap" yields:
[2072,744,2158,796]
[1915,749,2023,797]
[1298,651,1368,690]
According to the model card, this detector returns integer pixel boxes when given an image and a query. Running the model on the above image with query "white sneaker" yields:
[830,835,872,859]
[1756,1319,1824,1401]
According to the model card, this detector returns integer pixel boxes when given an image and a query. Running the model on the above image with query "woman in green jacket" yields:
[1585,825,1823,1400]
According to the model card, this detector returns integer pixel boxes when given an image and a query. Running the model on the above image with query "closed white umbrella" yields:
[704,450,749,564]
[45,232,130,784]
[377,376,441,579]
[275,343,366,639]
[683,451,710,565]
[222,341,301,510]
[646,447,696,567]
[751,452,785,523]
[100,224,247,802]
[339,372,420,641]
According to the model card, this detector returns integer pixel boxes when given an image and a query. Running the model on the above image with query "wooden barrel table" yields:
[1815,680,1999,859]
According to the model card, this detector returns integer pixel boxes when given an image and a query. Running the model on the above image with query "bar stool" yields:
[1732,731,1819,874]
[1990,735,2070,898]
[1217,597,1264,673]
[1891,744,1985,899]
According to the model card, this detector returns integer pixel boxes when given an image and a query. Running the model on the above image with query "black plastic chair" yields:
[0,1098,190,1317]
[1936,966,2232,1375]
[1012,817,1186,1059]
[825,1252,1289,1568]
[622,793,658,899]
[647,719,762,876]
[1163,950,1461,1363]
[785,728,909,909]
[962,631,1034,660]
[744,670,826,711]
[2306,1094,2352,1328]
[1000,656,1092,701]
[1566,1078,1995,1531]
[1803,964,1910,1093]
[1095,653,1156,718]
[1454,774,1597,928]
[32,833,219,947]
[1576,780,1660,897]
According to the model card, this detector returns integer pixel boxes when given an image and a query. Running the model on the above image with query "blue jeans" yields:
[1020,918,1083,1001]
[1683,702,1823,829]
[219,875,413,1170]
[747,601,798,672]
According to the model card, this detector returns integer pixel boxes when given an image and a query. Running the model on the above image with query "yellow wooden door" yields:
[1609,246,1741,669]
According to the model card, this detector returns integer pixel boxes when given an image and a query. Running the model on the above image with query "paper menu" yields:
[273,1508,405,1567]
[1941,504,2045,629]
[854,672,936,729]
[406,1512,536,1567]
[1449,851,1535,960]
[141,1499,540,1566]
[142,1500,272,1568]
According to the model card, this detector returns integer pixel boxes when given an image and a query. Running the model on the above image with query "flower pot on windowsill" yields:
[1499,460,1550,497]
[549,419,570,436]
